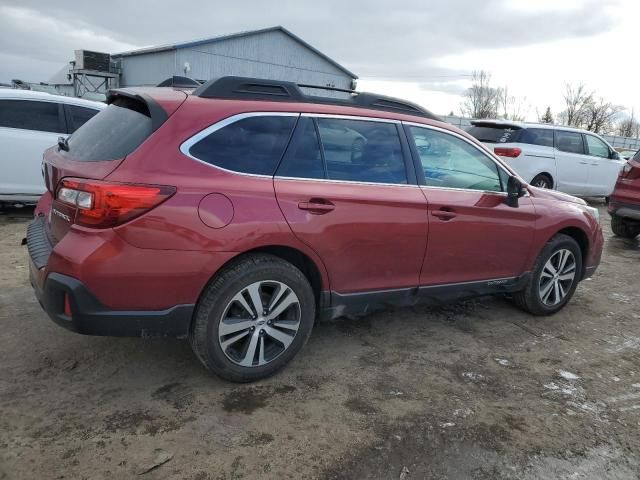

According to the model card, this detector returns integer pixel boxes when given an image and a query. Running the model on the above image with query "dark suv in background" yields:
[28,77,603,382]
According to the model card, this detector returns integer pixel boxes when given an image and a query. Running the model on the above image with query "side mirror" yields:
[506,176,525,208]
[610,151,620,160]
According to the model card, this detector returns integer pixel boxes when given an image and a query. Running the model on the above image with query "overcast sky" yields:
[0,0,637,119]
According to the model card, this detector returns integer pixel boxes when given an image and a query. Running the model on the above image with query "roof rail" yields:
[192,76,441,120]
[156,76,202,88]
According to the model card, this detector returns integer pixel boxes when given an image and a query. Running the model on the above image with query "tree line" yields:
[460,70,639,138]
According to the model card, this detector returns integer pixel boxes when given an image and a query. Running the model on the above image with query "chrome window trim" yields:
[179,111,300,178]
[301,112,400,124]
[402,120,532,196]
[274,175,420,188]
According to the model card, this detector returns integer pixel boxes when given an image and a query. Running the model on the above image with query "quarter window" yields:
[0,99,62,133]
[555,131,585,154]
[316,118,407,184]
[188,115,297,175]
[409,126,503,192]
[520,128,554,147]
[66,105,100,133]
[585,135,610,159]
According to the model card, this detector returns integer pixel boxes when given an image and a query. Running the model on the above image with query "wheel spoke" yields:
[220,329,251,350]
[540,279,554,302]
[272,319,299,332]
[239,331,260,367]
[266,291,298,320]
[246,283,264,316]
[264,326,294,348]
[553,281,561,305]
[219,319,255,336]
[258,335,266,366]
[268,284,289,311]
[543,259,557,276]
[558,281,566,299]
[557,250,569,272]
[559,272,575,282]
[231,292,254,318]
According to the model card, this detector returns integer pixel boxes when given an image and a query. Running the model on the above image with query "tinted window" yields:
[63,97,153,161]
[66,105,100,133]
[317,118,407,184]
[190,116,297,175]
[520,128,554,147]
[467,124,521,143]
[555,131,585,154]
[585,135,610,158]
[0,99,62,133]
[277,117,324,179]
[410,126,503,192]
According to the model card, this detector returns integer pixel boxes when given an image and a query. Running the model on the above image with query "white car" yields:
[0,89,105,204]
[467,120,626,197]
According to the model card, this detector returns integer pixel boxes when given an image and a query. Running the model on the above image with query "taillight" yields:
[621,160,640,179]
[494,147,522,158]
[56,178,176,228]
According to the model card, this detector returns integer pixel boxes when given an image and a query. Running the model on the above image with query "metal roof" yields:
[111,26,358,79]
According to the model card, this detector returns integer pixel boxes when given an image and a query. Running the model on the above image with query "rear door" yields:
[0,98,65,197]
[583,133,625,196]
[554,130,590,195]
[406,124,537,286]
[274,115,428,293]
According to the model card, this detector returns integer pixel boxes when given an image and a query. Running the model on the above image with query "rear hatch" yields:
[467,122,523,151]
[42,89,185,242]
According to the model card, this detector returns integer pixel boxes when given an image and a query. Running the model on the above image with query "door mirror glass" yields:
[506,176,525,208]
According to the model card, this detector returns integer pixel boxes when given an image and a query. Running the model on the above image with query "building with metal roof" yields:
[111,26,357,91]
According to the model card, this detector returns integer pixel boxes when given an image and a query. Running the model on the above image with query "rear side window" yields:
[66,105,100,134]
[63,97,153,161]
[189,116,297,175]
[277,117,325,179]
[467,124,521,144]
[0,99,63,133]
[520,128,554,147]
[316,118,407,184]
[555,131,584,154]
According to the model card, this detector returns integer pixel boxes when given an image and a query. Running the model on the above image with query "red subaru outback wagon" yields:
[28,76,603,382]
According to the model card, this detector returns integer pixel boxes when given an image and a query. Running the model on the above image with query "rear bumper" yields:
[31,270,193,338]
[609,201,640,221]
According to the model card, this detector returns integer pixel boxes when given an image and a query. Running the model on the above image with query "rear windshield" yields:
[467,124,521,144]
[62,97,152,161]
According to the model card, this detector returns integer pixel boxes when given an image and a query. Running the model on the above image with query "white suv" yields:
[0,89,105,204]
[467,120,625,197]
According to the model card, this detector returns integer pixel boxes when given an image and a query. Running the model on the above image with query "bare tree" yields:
[582,98,624,134]
[617,109,640,138]
[498,86,527,121]
[562,83,593,127]
[539,106,554,124]
[461,70,500,119]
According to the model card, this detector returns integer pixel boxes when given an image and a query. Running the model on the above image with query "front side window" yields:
[409,126,503,192]
[316,118,407,184]
[520,128,554,147]
[555,131,585,154]
[585,135,610,159]
[0,99,62,133]
[189,115,297,175]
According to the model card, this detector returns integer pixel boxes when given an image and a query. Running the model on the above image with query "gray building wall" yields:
[117,30,354,90]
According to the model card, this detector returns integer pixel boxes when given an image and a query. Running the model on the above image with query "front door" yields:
[405,124,537,286]
[583,134,625,196]
[274,116,428,293]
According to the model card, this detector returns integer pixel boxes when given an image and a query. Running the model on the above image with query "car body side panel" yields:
[493,142,556,186]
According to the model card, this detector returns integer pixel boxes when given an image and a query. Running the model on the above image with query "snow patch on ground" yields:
[557,370,580,381]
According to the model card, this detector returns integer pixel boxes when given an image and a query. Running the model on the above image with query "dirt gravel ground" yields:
[1,201,639,480]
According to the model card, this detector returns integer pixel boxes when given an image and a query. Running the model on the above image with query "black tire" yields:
[611,215,640,239]
[531,173,553,189]
[190,254,315,382]
[512,234,582,316]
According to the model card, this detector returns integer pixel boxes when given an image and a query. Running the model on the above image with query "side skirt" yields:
[319,274,530,321]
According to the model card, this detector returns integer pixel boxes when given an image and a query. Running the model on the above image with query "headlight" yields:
[583,205,600,224]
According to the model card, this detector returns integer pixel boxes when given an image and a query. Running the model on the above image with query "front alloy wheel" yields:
[219,280,301,367]
[538,249,576,306]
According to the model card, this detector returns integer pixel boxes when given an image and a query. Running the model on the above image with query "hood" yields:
[528,186,587,205]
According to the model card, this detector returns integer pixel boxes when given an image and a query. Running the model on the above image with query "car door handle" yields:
[298,199,335,214]
[431,209,457,220]
[579,161,589,164]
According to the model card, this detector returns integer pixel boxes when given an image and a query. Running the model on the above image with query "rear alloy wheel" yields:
[190,254,315,382]
[611,215,640,239]
[531,174,552,189]
[512,234,582,315]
